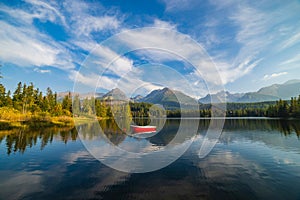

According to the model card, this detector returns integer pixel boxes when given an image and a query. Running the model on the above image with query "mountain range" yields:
[56,91,104,101]
[199,79,300,103]
[198,91,245,104]
[101,88,128,101]
[138,87,197,109]
[58,79,300,105]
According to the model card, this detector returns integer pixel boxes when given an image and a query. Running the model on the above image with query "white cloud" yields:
[71,60,165,96]
[280,32,300,50]
[63,0,121,37]
[263,72,288,80]
[92,45,133,77]
[224,5,270,81]
[217,57,263,84]
[200,2,293,85]
[0,0,67,26]
[152,19,177,29]
[161,0,193,12]
[0,21,57,67]
[280,54,300,66]
[0,6,38,24]
[76,16,120,37]
[24,0,67,26]
[117,28,206,64]
[34,68,51,73]
[195,1,300,88]
[208,0,236,10]
[69,69,120,92]
[0,0,123,74]
[0,2,75,70]
[70,21,234,98]
[230,6,268,45]
[3,0,299,95]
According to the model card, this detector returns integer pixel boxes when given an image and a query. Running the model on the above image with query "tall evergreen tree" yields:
[46,87,56,111]
[72,94,81,116]
[82,98,92,115]
[6,90,13,107]
[0,84,5,107]
[95,99,107,117]
[13,82,23,111]
[62,92,72,114]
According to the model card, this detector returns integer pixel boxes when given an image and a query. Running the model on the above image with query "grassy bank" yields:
[0,107,74,129]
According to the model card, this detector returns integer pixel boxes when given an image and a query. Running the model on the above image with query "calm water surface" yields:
[1,119,300,200]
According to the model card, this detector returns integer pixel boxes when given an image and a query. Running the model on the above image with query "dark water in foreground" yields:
[1,118,300,200]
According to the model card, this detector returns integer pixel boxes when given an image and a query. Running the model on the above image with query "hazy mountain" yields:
[199,91,244,104]
[80,92,104,99]
[199,79,300,103]
[141,87,197,109]
[58,79,300,104]
[102,88,128,101]
[237,93,278,103]
[130,95,144,102]
[238,79,300,102]
[57,91,103,101]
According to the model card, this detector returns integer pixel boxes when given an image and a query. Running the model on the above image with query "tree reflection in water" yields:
[1,119,299,155]
[0,127,77,155]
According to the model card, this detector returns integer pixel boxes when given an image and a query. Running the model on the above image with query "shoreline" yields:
[0,116,75,129]
[2,116,300,130]
[0,116,112,130]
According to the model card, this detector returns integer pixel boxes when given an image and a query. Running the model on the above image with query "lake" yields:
[1,118,300,200]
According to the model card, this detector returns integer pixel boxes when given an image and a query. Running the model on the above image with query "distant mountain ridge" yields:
[139,87,197,109]
[199,91,244,104]
[101,88,128,101]
[130,95,144,102]
[199,79,300,103]
[57,91,104,101]
[58,79,300,104]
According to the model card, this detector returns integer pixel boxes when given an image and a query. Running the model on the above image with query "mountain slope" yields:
[199,79,300,103]
[238,79,300,102]
[102,88,128,101]
[141,87,197,109]
[57,91,104,101]
[199,91,244,104]
[130,95,144,102]
[237,93,278,103]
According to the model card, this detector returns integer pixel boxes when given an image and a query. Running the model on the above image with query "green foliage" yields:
[0,84,6,107]
[225,96,300,118]
[0,107,22,121]
[266,96,300,118]
[1,81,300,121]
[62,92,72,113]
[2,126,76,154]
[72,95,81,116]
[0,64,2,79]
[95,99,107,117]
[0,82,75,121]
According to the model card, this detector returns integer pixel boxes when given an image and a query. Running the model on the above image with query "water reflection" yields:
[0,118,300,199]
[78,118,199,173]
[0,127,77,155]
[222,118,300,137]
[1,119,300,154]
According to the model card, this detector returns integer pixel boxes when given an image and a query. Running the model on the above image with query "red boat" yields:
[130,125,156,133]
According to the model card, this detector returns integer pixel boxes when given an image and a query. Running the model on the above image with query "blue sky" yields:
[0,0,300,97]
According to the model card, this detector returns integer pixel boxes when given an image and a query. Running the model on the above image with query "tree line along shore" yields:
[0,82,300,129]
